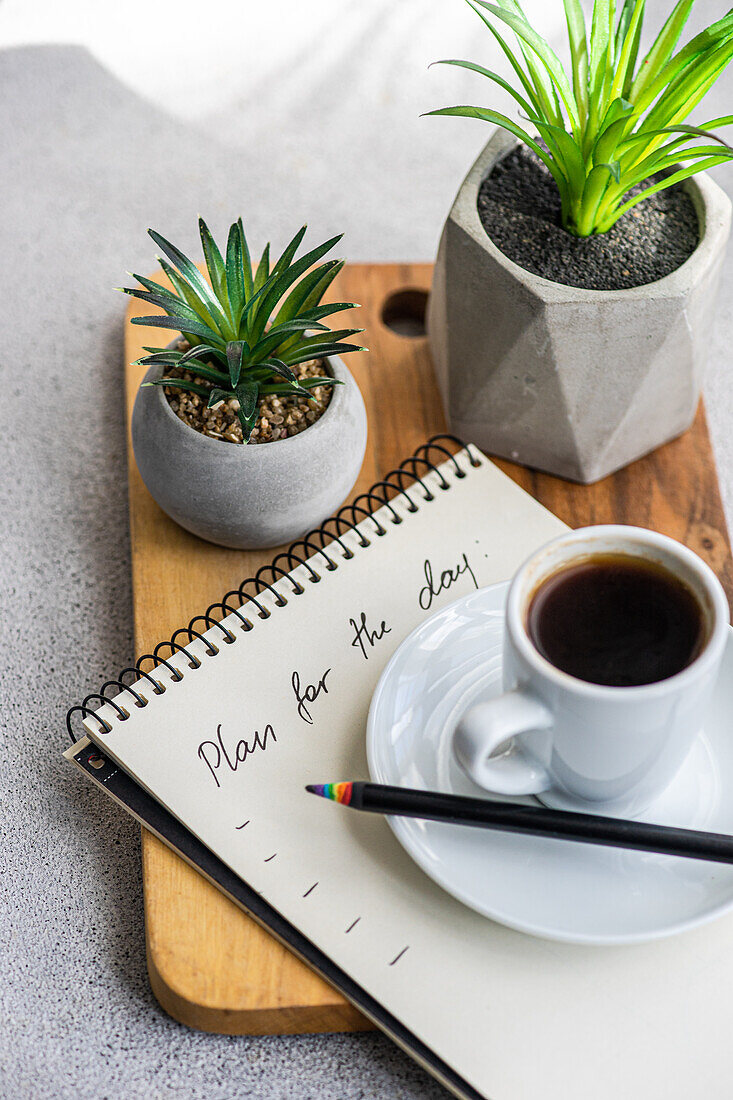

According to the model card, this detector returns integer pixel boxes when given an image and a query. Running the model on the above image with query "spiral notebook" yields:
[66,438,573,1098]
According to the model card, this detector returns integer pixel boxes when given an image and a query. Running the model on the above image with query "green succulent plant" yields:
[428,0,733,237]
[123,220,365,441]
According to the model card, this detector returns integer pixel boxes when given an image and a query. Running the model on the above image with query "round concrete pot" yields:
[131,354,367,549]
[427,129,732,484]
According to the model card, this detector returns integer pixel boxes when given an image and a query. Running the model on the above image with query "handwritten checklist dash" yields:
[345,918,361,934]
[302,882,319,898]
[389,947,409,967]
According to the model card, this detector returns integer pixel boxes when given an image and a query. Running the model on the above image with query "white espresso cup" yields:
[453,526,729,817]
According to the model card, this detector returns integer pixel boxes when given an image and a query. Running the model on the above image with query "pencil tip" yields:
[305,782,353,804]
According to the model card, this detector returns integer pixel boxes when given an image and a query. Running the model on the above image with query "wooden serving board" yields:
[124,262,733,1036]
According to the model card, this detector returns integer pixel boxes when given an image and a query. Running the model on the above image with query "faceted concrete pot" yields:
[427,129,732,483]
[131,354,367,549]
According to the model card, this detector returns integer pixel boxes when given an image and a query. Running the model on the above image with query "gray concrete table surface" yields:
[2,3,733,1096]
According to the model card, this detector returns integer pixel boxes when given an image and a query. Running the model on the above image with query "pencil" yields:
[305,781,733,865]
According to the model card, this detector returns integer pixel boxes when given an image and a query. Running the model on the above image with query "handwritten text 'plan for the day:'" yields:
[196,549,479,790]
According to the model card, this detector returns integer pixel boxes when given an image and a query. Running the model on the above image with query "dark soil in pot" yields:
[477,144,699,291]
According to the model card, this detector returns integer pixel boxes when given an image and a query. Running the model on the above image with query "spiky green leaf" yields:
[198,218,229,308]
[259,358,298,383]
[599,154,733,229]
[247,234,343,343]
[271,260,343,329]
[179,342,226,365]
[289,375,342,389]
[131,314,225,345]
[121,286,210,331]
[249,319,330,361]
[563,0,588,120]
[127,273,185,310]
[474,1,579,129]
[425,105,559,177]
[431,58,535,117]
[225,223,245,327]
[629,0,695,100]
[148,229,233,338]
[236,220,254,300]
[226,340,246,388]
[279,342,366,366]
[635,13,733,115]
[153,257,210,321]
[234,379,260,443]
[253,244,271,295]
[258,376,342,396]
[610,0,646,102]
[142,377,211,398]
[468,2,548,118]
[270,225,307,279]
[175,361,230,386]
[207,387,231,409]
[492,0,563,127]
[134,351,182,366]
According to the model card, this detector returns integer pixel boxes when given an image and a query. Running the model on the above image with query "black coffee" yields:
[526,554,706,687]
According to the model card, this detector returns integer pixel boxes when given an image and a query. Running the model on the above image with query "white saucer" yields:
[366,581,733,945]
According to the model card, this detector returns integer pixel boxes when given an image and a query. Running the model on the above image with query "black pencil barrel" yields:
[355,783,733,864]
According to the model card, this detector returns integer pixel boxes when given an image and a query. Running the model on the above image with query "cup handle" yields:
[454,691,554,795]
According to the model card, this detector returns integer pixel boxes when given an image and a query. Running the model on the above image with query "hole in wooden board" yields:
[380,289,428,338]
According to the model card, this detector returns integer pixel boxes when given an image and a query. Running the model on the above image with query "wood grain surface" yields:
[124,261,732,1035]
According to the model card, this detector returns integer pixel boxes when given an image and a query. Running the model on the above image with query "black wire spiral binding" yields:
[66,434,478,742]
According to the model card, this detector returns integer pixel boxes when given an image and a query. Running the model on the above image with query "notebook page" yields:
[80,448,733,1100]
